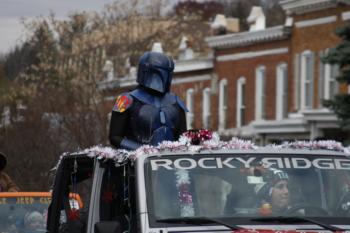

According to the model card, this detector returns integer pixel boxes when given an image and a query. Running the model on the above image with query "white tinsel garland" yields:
[282,140,345,152]
[175,169,195,217]
[60,133,350,168]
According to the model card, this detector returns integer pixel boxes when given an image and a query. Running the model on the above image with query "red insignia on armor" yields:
[113,95,132,112]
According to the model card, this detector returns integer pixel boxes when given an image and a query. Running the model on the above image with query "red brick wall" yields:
[214,39,291,129]
[171,77,213,130]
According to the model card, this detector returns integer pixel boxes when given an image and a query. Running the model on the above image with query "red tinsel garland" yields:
[183,129,213,145]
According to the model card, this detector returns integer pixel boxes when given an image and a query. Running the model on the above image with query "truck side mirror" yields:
[95,221,122,233]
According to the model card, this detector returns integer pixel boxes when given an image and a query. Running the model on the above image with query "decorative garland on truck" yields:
[175,169,195,217]
[78,130,349,165]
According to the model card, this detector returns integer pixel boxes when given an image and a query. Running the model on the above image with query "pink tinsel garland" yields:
[60,130,350,166]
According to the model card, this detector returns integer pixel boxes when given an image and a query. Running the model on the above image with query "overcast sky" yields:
[0,0,126,54]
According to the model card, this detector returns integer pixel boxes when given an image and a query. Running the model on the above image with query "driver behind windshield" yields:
[255,168,289,215]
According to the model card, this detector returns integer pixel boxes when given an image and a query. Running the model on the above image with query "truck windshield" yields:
[145,153,350,225]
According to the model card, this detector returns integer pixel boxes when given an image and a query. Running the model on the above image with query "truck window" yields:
[145,153,350,227]
[99,163,126,221]
[99,162,136,233]
[58,173,93,233]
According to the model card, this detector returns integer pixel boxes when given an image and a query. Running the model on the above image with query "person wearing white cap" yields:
[0,152,20,192]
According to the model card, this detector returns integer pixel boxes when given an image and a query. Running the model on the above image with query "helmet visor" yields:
[142,66,172,93]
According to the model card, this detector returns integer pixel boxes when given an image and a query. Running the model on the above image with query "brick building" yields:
[99,0,350,144]
[205,0,350,144]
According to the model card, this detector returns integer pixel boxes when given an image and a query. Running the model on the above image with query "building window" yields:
[276,63,288,120]
[186,88,194,129]
[301,51,314,109]
[219,79,228,130]
[255,66,266,120]
[319,49,339,105]
[202,88,211,129]
[324,64,339,100]
[236,77,246,127]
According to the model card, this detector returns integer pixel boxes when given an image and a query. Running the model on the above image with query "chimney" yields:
[226,18,240,33]
[178,36,194,60]
[151,42,163,53]
[211,14,240,35]
[247,6,266,31]
[211,14,227,35]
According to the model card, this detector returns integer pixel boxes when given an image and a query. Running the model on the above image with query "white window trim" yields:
[324,63,332,100]
[236,77,246,127]
[255,66,266,120]
[217,48,289,62]
[342,11,350,21]
[276,63,288,120]
[202,88,211,129]
[294,53,301,111]
[295,16,337,28]
[219,79,228,131]
[300,50,314,110]
[186,88,194,130]
[318,50,325,108]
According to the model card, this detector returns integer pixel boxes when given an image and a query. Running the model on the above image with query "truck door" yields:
[47,154,95,233]
[88,160,136,233]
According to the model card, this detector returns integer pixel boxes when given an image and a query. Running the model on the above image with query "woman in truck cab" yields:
[255,168,290,215]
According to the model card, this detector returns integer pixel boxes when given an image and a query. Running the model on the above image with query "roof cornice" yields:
[280,0,349,15]
[205,25,290,49]
[174,57,213,73]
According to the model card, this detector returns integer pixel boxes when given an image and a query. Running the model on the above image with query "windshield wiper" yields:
[251,216,342,231]
[157,217,242,230]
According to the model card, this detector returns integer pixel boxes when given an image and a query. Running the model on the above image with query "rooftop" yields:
[205,25,291,49]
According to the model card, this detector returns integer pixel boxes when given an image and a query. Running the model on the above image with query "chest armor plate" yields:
[127,99,180,145]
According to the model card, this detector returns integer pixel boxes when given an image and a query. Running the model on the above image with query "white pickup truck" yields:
[47,133,350,233]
